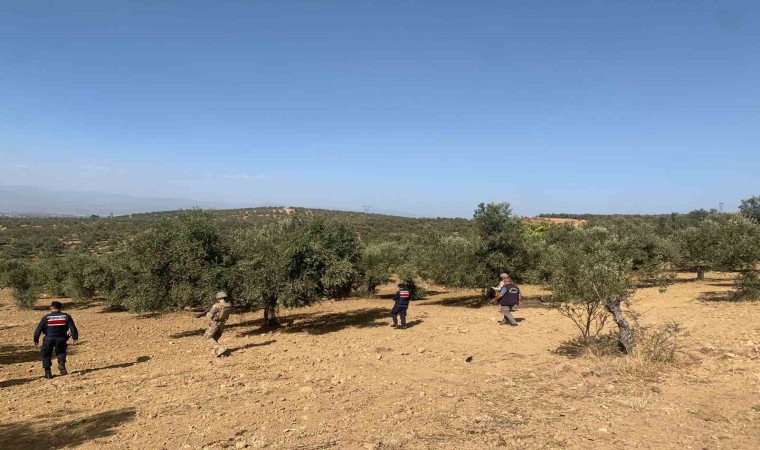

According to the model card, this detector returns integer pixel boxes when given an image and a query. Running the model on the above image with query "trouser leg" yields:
[399,307,407,327]
[213,324,226,355]
[40,339,54,369]
[205,323,226,356]
[55,338,68,367]
[501,305,517,325]
[205,323,220,353]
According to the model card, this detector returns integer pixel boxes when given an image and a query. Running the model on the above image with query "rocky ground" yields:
[1,273,758,449]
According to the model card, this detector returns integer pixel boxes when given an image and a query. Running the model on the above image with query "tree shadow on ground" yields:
[0,376,39,389]
[240,308,390,336]
[96,304,130,313]
[170,319,261,339]
[698,291,734,302]
[225,340,276,355]
[136,312,166,320]
[0,356,150,389]
[75,356,151,376]
[707,282,735,288]
[554,335,619,359]
[422,295,548,309]
[420,294,487,308]
[0,407,136,449]
[0,344,40,365]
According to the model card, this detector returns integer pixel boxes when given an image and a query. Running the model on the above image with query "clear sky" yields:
[1,1,758,217]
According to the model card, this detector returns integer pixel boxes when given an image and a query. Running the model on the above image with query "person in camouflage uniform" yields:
[203,291,232,357]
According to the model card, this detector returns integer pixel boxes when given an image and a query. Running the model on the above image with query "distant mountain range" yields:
[0,185,236,217]
[0,185,419,218]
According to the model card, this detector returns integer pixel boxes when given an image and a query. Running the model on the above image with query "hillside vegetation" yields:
[1,198,759,351]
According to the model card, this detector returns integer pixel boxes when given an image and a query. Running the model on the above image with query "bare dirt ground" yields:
[1,273,758,449]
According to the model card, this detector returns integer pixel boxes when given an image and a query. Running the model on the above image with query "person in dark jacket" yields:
[491,275,521,326]
[390,284,411,329]
[33,301,79,379]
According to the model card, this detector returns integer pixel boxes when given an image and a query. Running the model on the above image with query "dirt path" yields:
[1,273,758,449]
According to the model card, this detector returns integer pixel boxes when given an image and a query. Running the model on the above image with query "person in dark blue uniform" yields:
[492,276,522,326]
[390,284,411,329]
[33,301,79,379]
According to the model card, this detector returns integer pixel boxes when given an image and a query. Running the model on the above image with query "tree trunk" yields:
[605,296,633,354]
[696,267,705,281]
[368,281,377,297]
[263,297,278,326]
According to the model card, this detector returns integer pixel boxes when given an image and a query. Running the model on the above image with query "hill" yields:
[0,207,473,259]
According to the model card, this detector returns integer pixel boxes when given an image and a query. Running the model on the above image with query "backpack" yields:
[216,301,232,322]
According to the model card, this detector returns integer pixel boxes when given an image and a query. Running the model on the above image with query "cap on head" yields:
[500,273,510,280]
[50,301,63,310]
[215,291,228,300]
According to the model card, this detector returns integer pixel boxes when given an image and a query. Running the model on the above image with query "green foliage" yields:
[418,233,485,288]
[730,271,760,301]
[675,223,715,275]
[358,242,399,296]
[61,254,113,301]
[704,215,760,272]
[0,259,40,307]
[739,196,760,223]
[230,217,362,319]
[605,220,679,286]
[545,227,635,341]
[472,202,533,282]
[106,211,232,311]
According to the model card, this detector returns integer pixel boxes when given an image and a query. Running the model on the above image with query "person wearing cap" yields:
[390,283,412,329]
[491,273,508,296]
[492,273,519,310]
[491,274,522,326]
[33,300,79,379]
[203,291,232,357]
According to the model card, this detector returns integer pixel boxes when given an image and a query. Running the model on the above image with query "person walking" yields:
[33,301,79,379]
[492,275,521,326]
[203,292,232,357]
[390,283,411,329]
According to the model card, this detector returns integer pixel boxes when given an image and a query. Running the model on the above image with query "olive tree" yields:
[103,210,232,311]
[418,233,486,288]
[358,241,400,296]
[608,220,679,285]
[546,227,638,353]
[739,195,760,223]
[231,217,362,325]
[675,223,717,280]
[473,203,532,281]
[0,259,41,308]
[705,215,760,300]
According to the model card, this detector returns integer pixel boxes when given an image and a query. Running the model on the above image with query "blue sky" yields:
[1,1,758,217]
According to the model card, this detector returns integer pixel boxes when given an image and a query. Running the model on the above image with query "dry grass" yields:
[560,321,690,384]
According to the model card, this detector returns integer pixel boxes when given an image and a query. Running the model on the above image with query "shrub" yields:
[0,259,41,308]
[730,270,760,301]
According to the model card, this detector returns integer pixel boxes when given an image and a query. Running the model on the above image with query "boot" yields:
[44,369,53,379]
[58,364,68,376]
